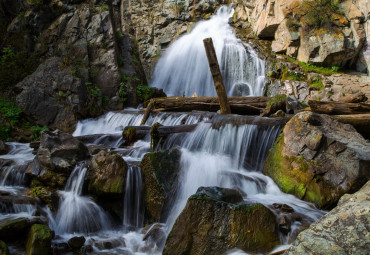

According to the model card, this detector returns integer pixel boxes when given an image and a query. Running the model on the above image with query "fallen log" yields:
[149,97,270,115]
[337,92,368,103]
[332,114,370,139]
[308,100,370,115]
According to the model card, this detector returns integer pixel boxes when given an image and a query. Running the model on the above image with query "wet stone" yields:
[68,236,85,249]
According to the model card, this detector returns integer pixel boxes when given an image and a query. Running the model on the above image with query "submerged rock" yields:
[68,236,86,250]
[284,181,370,255]
[263,111,370,209]
[26,224,52,255]
[37,130,90,173]
[140,148,181,223]
[163,186,279,255]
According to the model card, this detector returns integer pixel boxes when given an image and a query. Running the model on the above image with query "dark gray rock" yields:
[68,236,86,249]
[0,140,9,155]
[37,130,89,173]
[195,186,244,204]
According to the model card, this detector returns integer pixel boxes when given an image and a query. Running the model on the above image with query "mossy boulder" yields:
[88,150,128,199]
[0,218,29,242]
[140,148,181,223]
[263,111,370,209]
[26,224,52,255]
[28,186,59,212]
[0,240,9,255]
[163,187,279,255]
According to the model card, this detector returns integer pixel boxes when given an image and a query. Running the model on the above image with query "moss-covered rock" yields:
[0,240,9,255]
[0,218,29,242]
[263,111,370,209]
[163,187,279,255]
[28,186,59,212]
[88,150,128,199]
[140,148,181,223]
[26,224,52,255]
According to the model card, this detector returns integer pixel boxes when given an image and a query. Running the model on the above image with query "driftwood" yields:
[147,97,270,115]
[203,38,231,114]
[308,100,370,115]
[332,114,370,139]
[337,92,368,103]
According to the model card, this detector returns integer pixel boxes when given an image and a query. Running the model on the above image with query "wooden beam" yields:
[203,38,231,114]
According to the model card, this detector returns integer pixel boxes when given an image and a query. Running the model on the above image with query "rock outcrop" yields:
[284,181,370,255]
[87,150,128,199]
[163,186,279,255]
[26,224,53,255]
[140,148,181,223]
[263,111,370,209]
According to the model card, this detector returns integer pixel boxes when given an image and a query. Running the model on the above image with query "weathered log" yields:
[124,125,198,138]
[308,100,370,115]
[332,114,370,139]
[140,100,154,125]
[203,38,231,114]
[337,92,368,103]
[149,97,270,115]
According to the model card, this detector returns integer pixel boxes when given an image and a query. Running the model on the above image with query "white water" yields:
[150,5,265,97]
[53,164,111,234]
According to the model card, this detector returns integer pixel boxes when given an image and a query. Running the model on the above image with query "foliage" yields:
[85,82,109,106]
[281,68,306,81]
[0,121,10,140]
[286,17,300,32]
[0,46,38,91]
[119,73,140,103]
[267,94,287,107]
[287,58,340,76]
[137,85,153,103]
[30,126,49,140]
[0,98,22,126]
[309,75,325,90]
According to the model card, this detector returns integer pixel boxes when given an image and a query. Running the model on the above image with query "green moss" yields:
[26,224,52,255]
[309,75,325,90]
[267,94,287,108]
[0,240,9,255]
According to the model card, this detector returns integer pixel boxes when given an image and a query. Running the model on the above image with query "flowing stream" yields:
[0,5,327,255]
[150,5,265,97]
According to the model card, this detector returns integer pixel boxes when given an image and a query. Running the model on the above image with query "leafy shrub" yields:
[0,121,10,141]
[309,75,325,90]
[30,126,49,140]
[137,85,153,103]
[0,46,38,91]
[286,17,300,32]
[0,98,22,126]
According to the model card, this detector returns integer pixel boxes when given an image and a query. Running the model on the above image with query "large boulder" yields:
[37,130,90,173]
[263,111,370,209]
[87,150,128,199]
[0,240,9,255]
[26,224,52,255]
[15,57,86,132]
[0,217,47,242]
[284,181,370,255]
[140,148,181,223]
[163,187,279,255]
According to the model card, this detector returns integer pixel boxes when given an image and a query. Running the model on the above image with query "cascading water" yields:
[150,5,265,97]
[123,165,144,230]
[54,163,111,234]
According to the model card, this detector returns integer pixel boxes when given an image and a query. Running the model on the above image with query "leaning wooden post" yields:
[203,37,231,114]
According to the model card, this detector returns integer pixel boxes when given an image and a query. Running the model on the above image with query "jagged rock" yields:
[263,111,370,209]
[163,187,279,255]
[68,236,86,249]
[143,223,167,249]
[271,19,300,54]
[0,240,9,255]
[26,224,52,255]
[284,181,370,255]
[87,150,128,199]
[15,57,87,132]
[140,148,181,223]
[0,141,8,155]
[37,130,89,173]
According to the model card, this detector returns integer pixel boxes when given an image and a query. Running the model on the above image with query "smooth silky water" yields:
[0,5,326,254]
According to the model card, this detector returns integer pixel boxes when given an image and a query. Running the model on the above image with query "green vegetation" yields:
[309,75,325,90]
[30,126,49,140]
[137,85,153,102]
[0,46,38,91]
[281,68,306,81]
[267,94,287,107]
[85,82,109,106]
[286,17,300,32]
[287,58,340,76]
[0,98,22,140]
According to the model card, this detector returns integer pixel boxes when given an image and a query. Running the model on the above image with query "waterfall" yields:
[54,164,111,234]
[0,143,34,186]
[150,5,265,97]
[123,165,144,230]
[164,122,325,233]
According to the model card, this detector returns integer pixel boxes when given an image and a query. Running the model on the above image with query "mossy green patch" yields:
[0,240,9,255]
[26,224,52,255]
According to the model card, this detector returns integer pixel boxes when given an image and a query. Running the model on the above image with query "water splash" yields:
[54,164,111,234]
[150,5,265,97]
